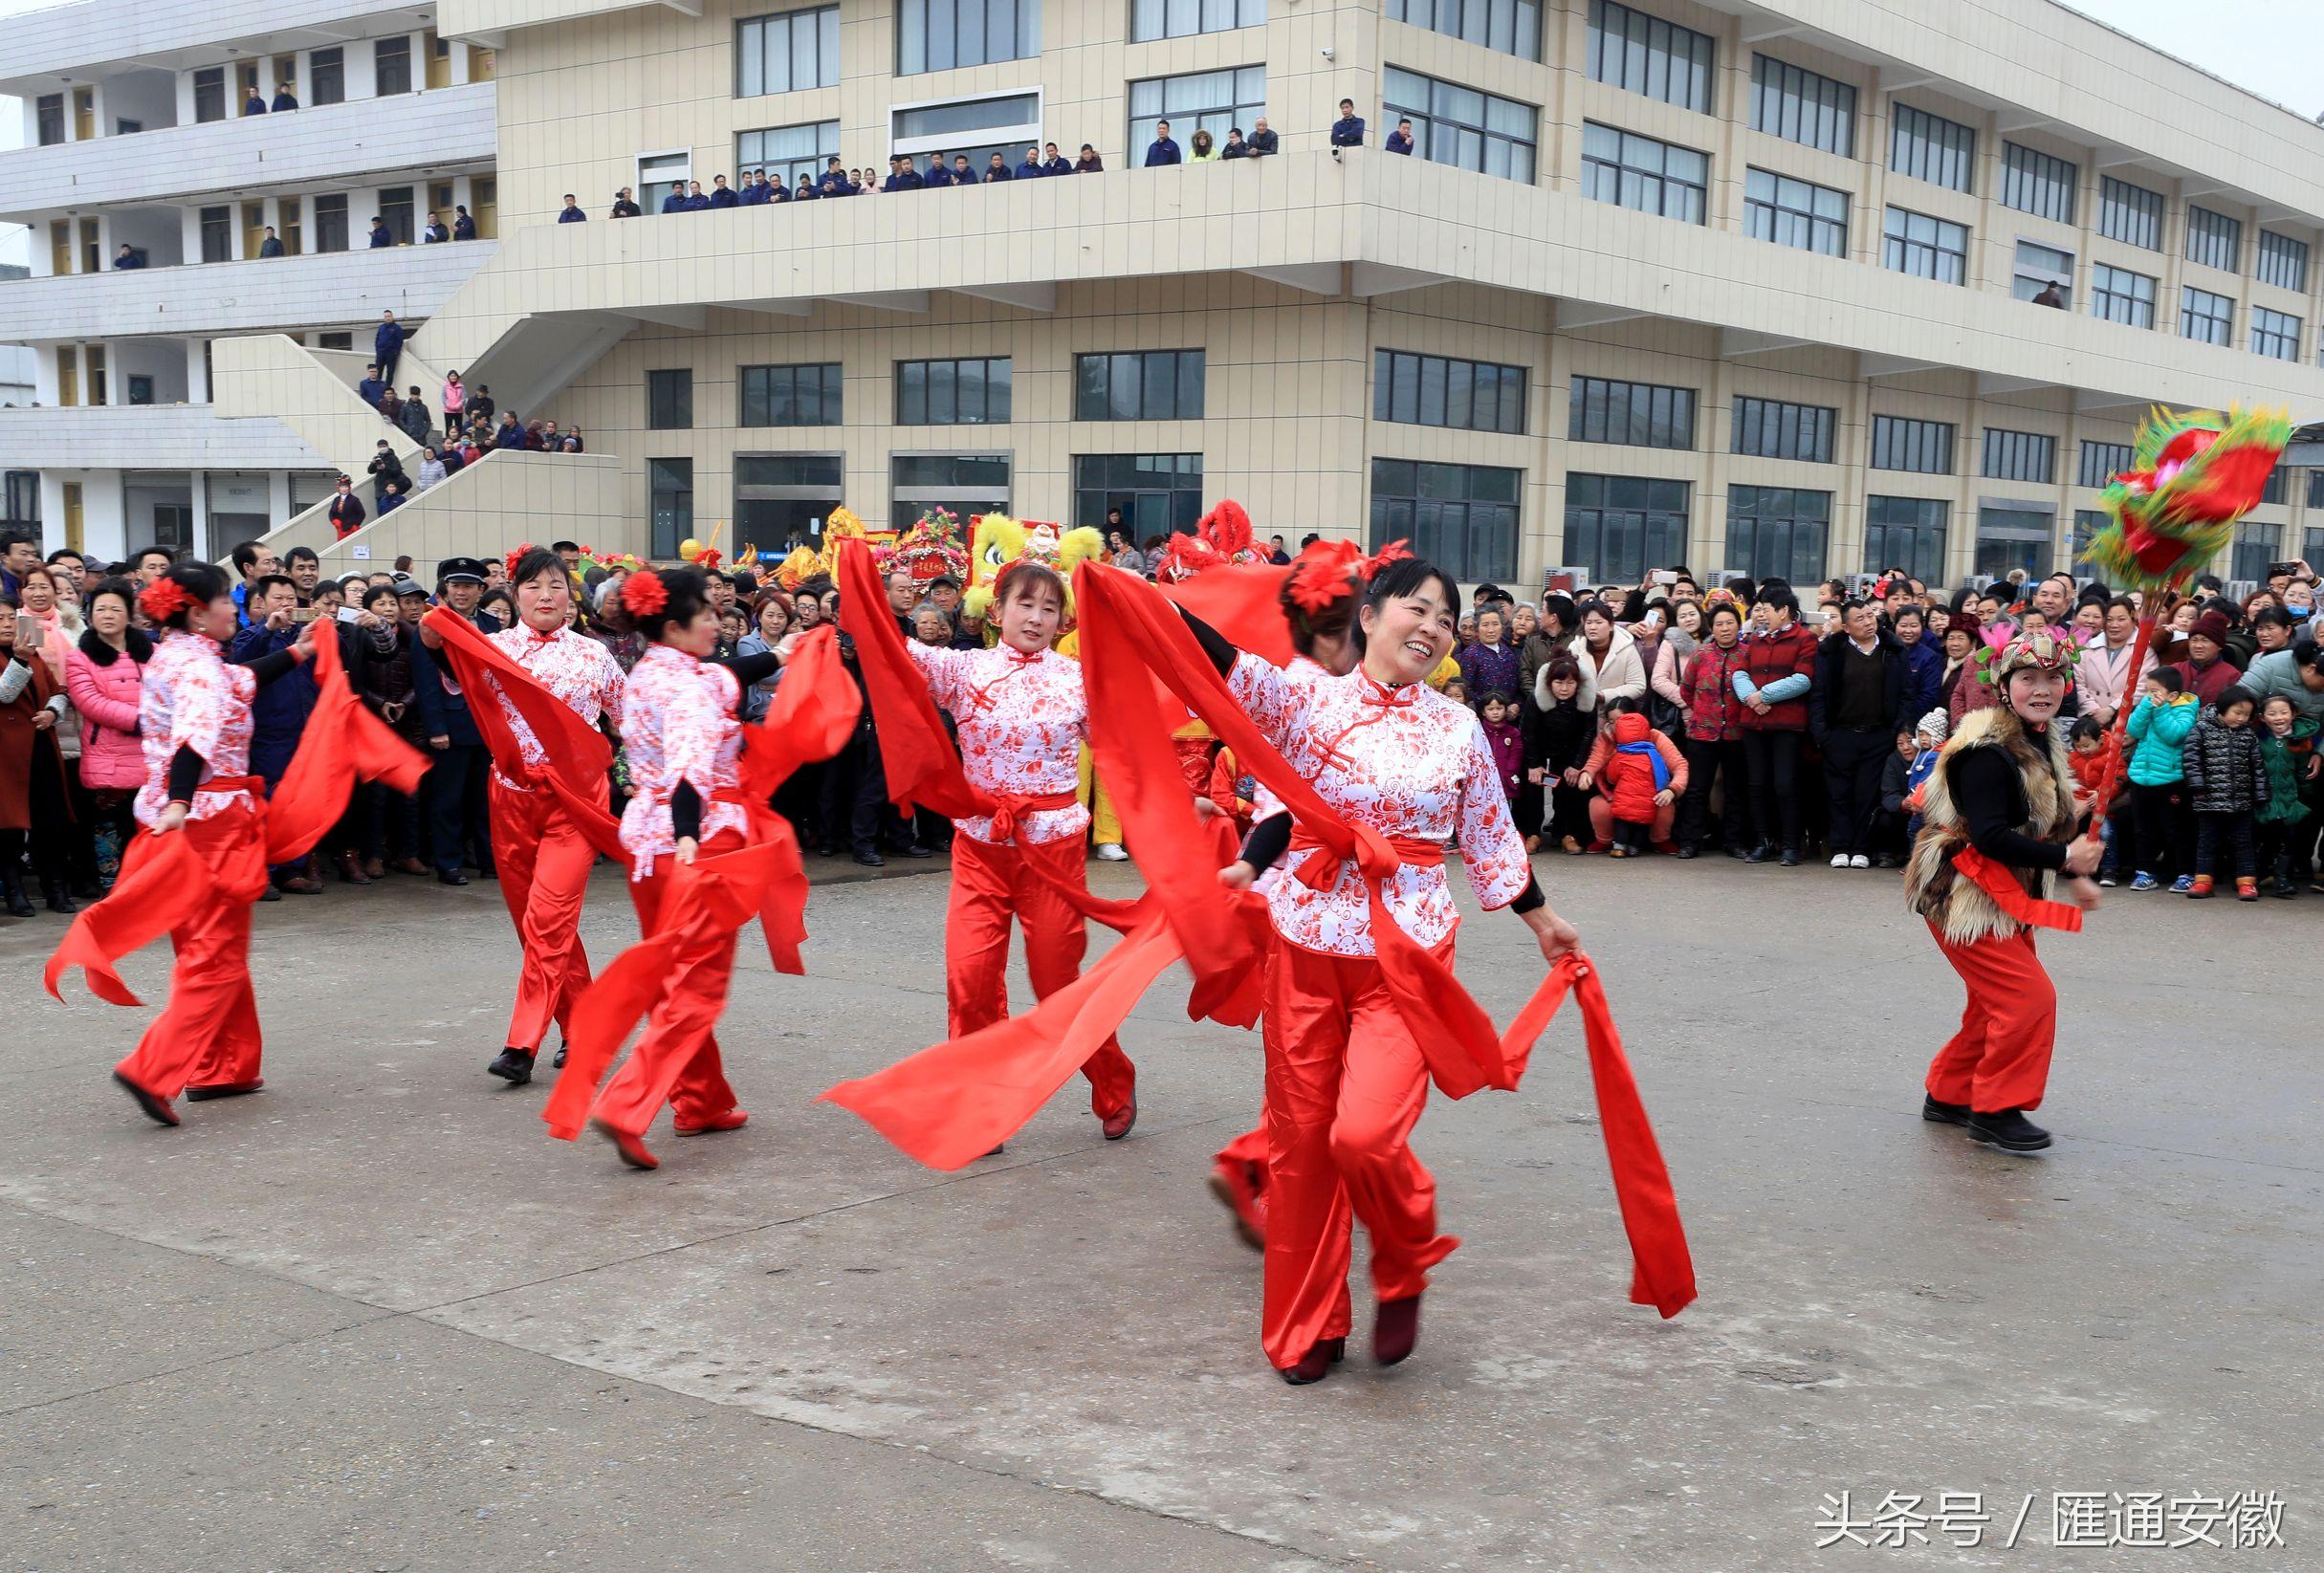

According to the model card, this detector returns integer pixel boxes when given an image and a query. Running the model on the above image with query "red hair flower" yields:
[621,570,669,618]
[1284,539,1365,613]
[139,578,194,623]
[505,541,538,581]
[1360,538,1413,579]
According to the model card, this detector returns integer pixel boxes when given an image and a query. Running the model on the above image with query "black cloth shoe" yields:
[2274,877,2299,899]
[852,850,886,868]
[258,884,283,902]
[42,881,76,914]
[1743,843,1769,864]
[487,1048,534,1085]
[553,1045,569,1068]
[1920,1094,1971,1126]
[896,841,935,859]
[815,842,841,858]
[1725,843,1751,860]
[1674,844,1699,860]
[1778,847,1802,866]
[438,869,471,886]
[1967,1107,2051,1152]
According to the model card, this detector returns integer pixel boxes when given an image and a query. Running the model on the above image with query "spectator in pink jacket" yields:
[62,577,149,887]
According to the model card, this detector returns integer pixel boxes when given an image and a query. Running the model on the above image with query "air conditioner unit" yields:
[1539,565,1590,596]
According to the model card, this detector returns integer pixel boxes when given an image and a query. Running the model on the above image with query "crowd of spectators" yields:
[10,522,2322,922]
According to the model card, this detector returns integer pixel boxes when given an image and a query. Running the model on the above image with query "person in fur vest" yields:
[1580,696,1688,855]
[1903,629,2101,1155]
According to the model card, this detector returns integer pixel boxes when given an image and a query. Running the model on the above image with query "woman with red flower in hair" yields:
[421,544,627,1087]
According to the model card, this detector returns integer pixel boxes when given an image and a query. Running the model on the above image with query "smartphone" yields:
[2270,561,2304,579]
[290,605,322,623]
[14,613,39,649]
[1653,570,1678,587]
[336,605,364,623]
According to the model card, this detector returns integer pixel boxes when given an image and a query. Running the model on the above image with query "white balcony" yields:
[0,0,416,85]
[0,403,325,470]
[0,238,495,342]
[0,82,494,223]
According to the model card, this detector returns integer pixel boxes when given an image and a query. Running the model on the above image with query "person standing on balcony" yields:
[1221,128,1250,159]
[738,170,766,204]
[1043,142,1071,176]
[1247,118,1278,156]
[1075,143,1104,172]
[375,312,405,386]
[608,189,640,219]
[326,478,366,542]
[1190,129,1218,163]
[766,172,792,201]
[922,156,951,189]
[1144,120,1181,165]
[817,157,853,198]
[242,86,267,116]
[366,439,406,492]
[399,386,432,445]
[471,383,496,425]
[257,227,283,257]
[1016,144,1045,180]
[422,211,449,243]
[358,362,387,408]
[983,153,1013,183]
[709,175,738,208]
[442,369,466,431]
[1385,118,1415,155]
[414,447,448,492]
[113,244,143,270]
[454,204,478,237]
[1331,99,1367,148]
[657,185,686,214]
[367,216,393,248]
[271,81,297,112]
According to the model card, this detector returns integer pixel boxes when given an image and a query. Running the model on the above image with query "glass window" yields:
[1749,55,1855,156]
[1568,377,1697,449]
[193,68,226,123]
[1390,0,1544,63]
[2096,176,2160,251]
[2232,522,2283,585]
[379,186,414,246]
[890,93,1041,173]
[897,358,1013,425]
[2078,440,2132,490]
[1371,461,1521,582]
[734,452,846,543]
[2261,468,2287,507]
[1579,122,1708,223]
[735,7,840,97]
[1999,142,2076,223]
[1074,351,1205,421]
[2181,286,2233,347]
[1863,495,1947,581]
[736,120,840,189]
[35,95,64,145]
[2258,229,2309,294]
[1975,506,2052,579]
[2185,205,2242,273]
[1870,415,1954,474]
[1129,67,1264,156]
[898,0,1040,74]
[1585,0,1712,113]
[738,362,844,426]
[1744,168,1848,257]
[647,369,692,430]
[1563,473,1688,583]
[649,458,694,560]
[2252,306,2302,362]
[1383,67,1537,185]
[1981,428,2056,484]
[2012,239,2073,305]
[1132,0,1264,41]
[1888,104,1974,193]
[1730,396,1835,463]
[1881,207,1967,284]
[1726,486,1830,582]
[374,35,412,96]
[2090,263,2155,328]
[890,453,1012,535]
[1073,452,1205,538]
[199,207,232,263]
[1373,351,1525,434]
[313,193,348,253]
[311,47,344,106]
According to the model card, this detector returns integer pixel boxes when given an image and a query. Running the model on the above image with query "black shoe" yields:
[1967,1107,2051,1152]
[438,869,471,886]
[896,841,934,859]
[258,884,283,902]
[1674,844,1698,860]
[852,850,885,868]
[553,1045,569,1068]
[43,884,77,914]
[1920,1094,1972,1126]
[487,1048,534,1085]
[2274,878,2299,899]
[1870,854,1901,869]
[815,842,841,858]
[1778,847,1802,867]
[1743,843,1768,864]
[1725,843,1752,861]
[0,877,33,917]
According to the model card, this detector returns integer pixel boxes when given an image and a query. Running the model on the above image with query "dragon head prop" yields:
[2082,405,2291,592]
[1153,498,1269,583]
[816,506,869,579]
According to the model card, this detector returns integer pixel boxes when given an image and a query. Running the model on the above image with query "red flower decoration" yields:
[1360,538,1413,579]
[695,547,723,570]
[139,578,194,623]
[505,540,538,581]
[1285,539,1365,613]
[621,570,669,618]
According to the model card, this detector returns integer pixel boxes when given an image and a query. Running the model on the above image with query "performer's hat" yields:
[1982,627,2079,687]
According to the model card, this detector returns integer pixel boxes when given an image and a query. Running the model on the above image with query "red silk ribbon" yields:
[1951,846,2086,933]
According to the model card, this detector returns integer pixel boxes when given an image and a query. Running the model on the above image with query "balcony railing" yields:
[0,81,495,222]
[0,239,494,342]
[0,403,324,470]
[0,0,398,85]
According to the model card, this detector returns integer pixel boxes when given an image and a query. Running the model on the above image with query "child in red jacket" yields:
[1582,697,1689,856]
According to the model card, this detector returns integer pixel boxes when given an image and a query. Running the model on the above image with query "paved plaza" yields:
[3,854,2316,1571]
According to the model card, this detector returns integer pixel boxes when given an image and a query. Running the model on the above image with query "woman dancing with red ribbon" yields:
[46,560,426,1125]
[419,545,626,1087]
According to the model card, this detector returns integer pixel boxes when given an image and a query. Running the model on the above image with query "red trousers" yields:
[1589,797,1677,844]
[946,832,1135,1119]
[114,808,266,1099]
[589,832,744,1137]
[489,776,603,1053]
[1261,932,1459,1369]
[1925,924,2056,1113]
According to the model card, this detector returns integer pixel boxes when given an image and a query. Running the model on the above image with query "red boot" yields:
[674,1108,750,1137]
[591,1115,659,1169]
[1207,1158,1266,1250]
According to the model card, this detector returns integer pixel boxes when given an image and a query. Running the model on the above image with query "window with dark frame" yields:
[1129,67,1265,156]
[647,369,693,430]
[1568,376,1697,449]
[311,47,345,105]
[2258,230,2310,294]
[649,459,694,560]
[374,35,412,96]
[193,68,226,123]
[896,357,1014,425]
[1726,485,1831,583]
[1074,351,1206,422]
[2078,440,2132,490]
[1382,66,1538,183]
[1882,207,1967,284]
[1072,452,1205,537]
[2090,263,2156,328]
[1888,104,1974,193]
[314,193,349,252]
[35,95,64,145]
[1370,459,1522,583]
[1372,351,1526,434]
[199,206,232,264]
[739,362,844,426]
[1579,122,1708,223]
[1132,0,1267,43]
[1562,472,1687,583]
[1388,0,1543,62]
[1870,415,1955,474]
[1750,54,1854,156]
[735,7,840,97]
[2096,176,2161,250]
[2185,205,2242,273]
[897,0,1041,74]
[2252,306,2302,362]
[1981,427,2056,485]
[1999,142,2076,223]
[1745,168,1848,257]
[1863,495,1946,581]
[1585,0,1713,114]
[2181,285,2233,346]
[1730,396,1836,463]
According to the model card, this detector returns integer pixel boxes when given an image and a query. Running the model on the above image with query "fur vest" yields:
[1903,705,2076,945]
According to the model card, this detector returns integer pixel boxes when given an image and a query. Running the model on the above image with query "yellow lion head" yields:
[816,505,867,579]
[961,514,1106,625]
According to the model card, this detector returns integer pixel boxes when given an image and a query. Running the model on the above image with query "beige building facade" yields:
[15,0,2324,588]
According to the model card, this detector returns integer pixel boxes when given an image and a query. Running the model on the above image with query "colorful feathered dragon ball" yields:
[2082,405,2291,592]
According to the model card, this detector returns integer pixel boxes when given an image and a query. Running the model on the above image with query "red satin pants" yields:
[589,831,744,1136]
[946,831,1135,1119]
[114,808,266,1099]
[1261,932,1460,1369]
[488,776,603,1054]
[1925,924,2057,1113]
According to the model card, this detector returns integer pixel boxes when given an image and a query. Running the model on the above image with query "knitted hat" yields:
[2192,609,2231,644]
[1943,610,1982,637]
[1916,708,1950,742]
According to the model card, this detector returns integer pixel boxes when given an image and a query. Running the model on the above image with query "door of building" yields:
[61,484,84,553]
[72,88,94,141]
[244,201,268,257]
[425,32,452,89]
[470,177,496,238]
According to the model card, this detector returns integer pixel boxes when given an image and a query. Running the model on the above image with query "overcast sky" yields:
[0,0,2317,268]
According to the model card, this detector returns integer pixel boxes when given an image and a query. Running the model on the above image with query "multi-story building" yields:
[10,0,2324,589]
[0,0,501,560]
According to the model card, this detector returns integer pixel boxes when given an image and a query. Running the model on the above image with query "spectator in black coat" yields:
[1809,599,1909,868]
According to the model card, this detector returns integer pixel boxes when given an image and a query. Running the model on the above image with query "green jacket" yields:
[2125,692,2199,786]
[2256,715,2318,824]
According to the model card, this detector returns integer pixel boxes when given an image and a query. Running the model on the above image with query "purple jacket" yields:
[1480,716,1524,802]
[1459,640,1521,703]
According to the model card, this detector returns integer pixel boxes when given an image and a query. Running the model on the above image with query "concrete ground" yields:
[2,850,2317,1572]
